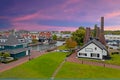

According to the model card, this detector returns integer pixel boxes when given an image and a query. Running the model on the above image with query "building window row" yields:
[91,53,99,57]
[79,53,87,56]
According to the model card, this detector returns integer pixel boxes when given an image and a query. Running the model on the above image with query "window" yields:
[79,53,87,56]
[13,45,16,47]
[85,48,93,52]
[95,47,97,50]
[91,53,97,57]
[97,54,99,57]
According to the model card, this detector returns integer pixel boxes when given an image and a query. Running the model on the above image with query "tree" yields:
[0,52,3,62]
[93,24,97,37]
[72,27,85,46]
[66,38,77,49]
[52,34,57,40]
[32,39,38,44]
[2,52,10,62]
[0,52,2,57]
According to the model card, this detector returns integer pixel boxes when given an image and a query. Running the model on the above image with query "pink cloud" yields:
[105,25,120,30]
[12,12,40,21]
[0,16,9,19]
[11,22,77,31]
[105,11,120,19]
[11,0,98,22]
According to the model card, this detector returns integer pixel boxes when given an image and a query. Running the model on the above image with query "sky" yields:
[0,0,120,31]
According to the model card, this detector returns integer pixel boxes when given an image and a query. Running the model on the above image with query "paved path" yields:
[67,52,120,69]
[51,59,66,80]
[0,50,47,73]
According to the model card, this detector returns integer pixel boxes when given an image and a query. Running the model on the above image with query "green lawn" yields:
[0,52,66,78]
[56,62,120,78]
[58,45,68,50]
[105,54,120,65]
[79,54,120,66]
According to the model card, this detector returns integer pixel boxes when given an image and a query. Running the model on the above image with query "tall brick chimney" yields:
[101,17,104,33]
[84,27,91,44]
[99,16,106,46]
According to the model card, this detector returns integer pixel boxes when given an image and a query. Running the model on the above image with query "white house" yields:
[77,39,109,60]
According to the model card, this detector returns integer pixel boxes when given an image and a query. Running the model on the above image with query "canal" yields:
[31,41,65,51]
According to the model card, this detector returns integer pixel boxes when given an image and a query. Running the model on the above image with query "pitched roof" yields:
[0,34,27,46]
[0,48,30,54]
[79,39,108,52]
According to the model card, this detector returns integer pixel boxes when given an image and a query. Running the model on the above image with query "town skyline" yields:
[0,0,120,31]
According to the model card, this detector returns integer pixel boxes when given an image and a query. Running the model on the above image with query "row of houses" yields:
[0,30,71,40]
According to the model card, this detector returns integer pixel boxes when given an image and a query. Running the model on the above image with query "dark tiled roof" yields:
[0,48,30,54]
[3,35,21,45]
[0,34,27,46]
[79,39,108,52]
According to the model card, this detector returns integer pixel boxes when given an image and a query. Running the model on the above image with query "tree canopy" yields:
[66,38,77,49]
[71,27,85,46]
[52,34,57,40]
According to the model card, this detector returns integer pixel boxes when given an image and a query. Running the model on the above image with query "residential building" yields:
[0,34,30,59]
[105,34,120,49]
[77,17,109,60]
[77,39,109,59]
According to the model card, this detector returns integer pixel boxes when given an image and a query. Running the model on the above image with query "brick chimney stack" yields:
[84,27,91,44]
[99,16,106,46]
[101,17,104,33]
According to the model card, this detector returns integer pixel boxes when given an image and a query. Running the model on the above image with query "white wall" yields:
[77,43,107,59]
[105,35,120,41]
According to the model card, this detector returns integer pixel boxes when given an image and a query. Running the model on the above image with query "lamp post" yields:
[28,51,31,61]
[102,59,105,67]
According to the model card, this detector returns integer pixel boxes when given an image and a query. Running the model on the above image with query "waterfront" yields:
[31,41,65,51]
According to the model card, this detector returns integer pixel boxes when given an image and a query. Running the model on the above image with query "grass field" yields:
[56,62,120,78]
[0,52,66,78]
[1,51,120,79]
[105,54,120,65]
[58,45,68,50]
[79,54,120,65]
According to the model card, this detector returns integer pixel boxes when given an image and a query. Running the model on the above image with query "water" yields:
[31,41,65,51]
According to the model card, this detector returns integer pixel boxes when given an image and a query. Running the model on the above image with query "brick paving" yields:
[0,50,47,73]
[67,52,120,69]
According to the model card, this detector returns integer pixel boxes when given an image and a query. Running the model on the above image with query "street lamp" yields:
[28,51,31,61]
[102,59,105,67]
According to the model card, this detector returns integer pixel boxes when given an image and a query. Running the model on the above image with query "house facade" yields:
[77,39,109,59]
[0,34,30,59]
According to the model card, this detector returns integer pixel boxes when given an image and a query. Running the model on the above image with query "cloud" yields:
[105,25,120,30]
[0,16,9,19]
[1,0,120,31]
[105,11,120,19]
[11,22,77,31]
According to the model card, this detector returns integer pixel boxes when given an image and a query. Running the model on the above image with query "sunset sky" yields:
[0,0,120,31]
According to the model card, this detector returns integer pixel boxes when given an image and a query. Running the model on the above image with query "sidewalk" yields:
[67,52,120,69]
[0,50,47,73]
